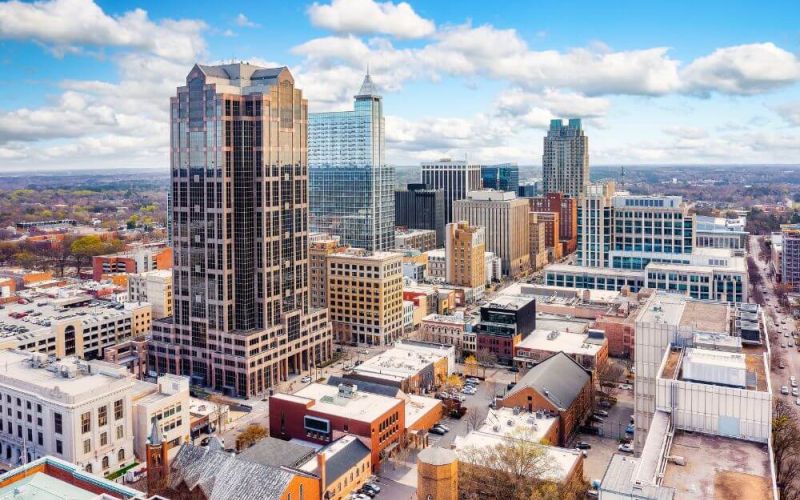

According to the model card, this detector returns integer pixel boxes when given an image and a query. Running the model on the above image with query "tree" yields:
[458,427,556,499]
[71,235,107,269]
[465,407,484,432]
[476,348,498,367]
[442,374,463,393]
[47,234,77,277]
[236,423,268,451]
[773,400,800,500]
[464,355,483,378]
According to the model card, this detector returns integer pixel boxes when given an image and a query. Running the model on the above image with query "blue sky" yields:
[0,0,799,170]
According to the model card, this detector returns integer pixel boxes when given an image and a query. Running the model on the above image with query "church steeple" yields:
[146,417,170,496]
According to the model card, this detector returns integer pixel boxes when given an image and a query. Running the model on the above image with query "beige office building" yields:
[327,249,404,346]
[309,238,348,309]
[445,221,485,288]
[528,213,549,270]
[127,269,173,319]
[453,191,530,277]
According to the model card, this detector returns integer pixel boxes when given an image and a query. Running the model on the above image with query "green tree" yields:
[70,235,108,269]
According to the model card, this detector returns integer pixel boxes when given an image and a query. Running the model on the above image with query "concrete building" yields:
[453,190,530,277]
[772,231,783,280]
[327,249,404,346]
[696,215,748,250]
[530,192,578,255]
[485,252,501,284]
[127,269,172,319]
[91,243,172,281]
[348,340,455,394]
[421,159,482,224]
[513,328,608,373]
[104,336,149,378]
[476,294,536,364]
[131,375,190,461]
[518,180,538,198]
[309,238,348,310]
[528,212,550,270]
[445,221,486,290]
[782,223,800,292]
[399,249,428,282]
[0,350,135,474]
[395,183,446,246]
[532,211,562,261]
[426,249,446,280]
[420,313,476,357]
[309,73,394,251]
[395,228,437,252]
[151,63,333,398]
[542,118,589,199]
[481,163,519,193]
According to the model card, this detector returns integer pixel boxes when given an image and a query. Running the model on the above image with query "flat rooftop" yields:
[662,432,773,500]
[544,263,644,279]
[503,283,621,305]
[515,328,603,356]
[637,292,730,333]
[534,313,590,334]
[483,294,534,311]
[276,383,401,423]
[422,313,470,326]
[404,394,441,429]
[352,341,452,382]
[329,249,403,262]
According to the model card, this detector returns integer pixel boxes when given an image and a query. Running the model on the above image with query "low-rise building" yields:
[127,269,172,319]
[348,340,455,394]
[298,435,372,500]
[103,336,149,378]
[695,215,748,250]
[476,294,536,365]
[395,228,438,252]
[91,242,172,281]
[426,249,447,280]
[420,313,476,357]
[131,374,190,461]
[513,327,608,373]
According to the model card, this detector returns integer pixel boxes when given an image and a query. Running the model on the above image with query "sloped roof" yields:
[323,438,371,487]
[505,352,590,410]
[194,64,290,84]
[355,72,380,98]
[238,437,316,468]
[169,443,315,500]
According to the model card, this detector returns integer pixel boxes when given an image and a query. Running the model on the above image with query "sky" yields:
[0,0,800,171]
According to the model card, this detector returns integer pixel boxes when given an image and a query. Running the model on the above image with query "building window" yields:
[86,464,92,473]
[84,439,91,454]
[118,449,125,462]
[114,400,123,420]
[53,413,62,434]
[102,456,109,469]
[56,440,63,454]
[100,432,108,446]
[37,432,42,446]
[81,412,91,433]
[98,406,107,427]
[116,425,123,440]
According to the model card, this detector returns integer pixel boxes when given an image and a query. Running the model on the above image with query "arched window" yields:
[101,456,109,469]
[85,464,92,473]
[118,449,125,462]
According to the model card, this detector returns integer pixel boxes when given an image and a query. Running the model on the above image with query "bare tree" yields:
[773,400,800,500]
[236,423,268,451]
[465,408,484,433]
[476,348,498,367]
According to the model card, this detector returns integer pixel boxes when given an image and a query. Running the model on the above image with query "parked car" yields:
[781,385,790,395]
[618,383,633,390]
[590,415,605,423]
[618,443,634,453]
[796,398,800,406]
[781,361,787,369]
[429,426,446,436]
[363,483,381,495]
[300,375,312,383]
[792,387,798,397]
[575,442,592,449]
[625,424,635,434]
[593,409,609,417]
[466,377,480,384]
[598,400,613,409]
[436,423,450,432]
[575,448,588,457]
[792,380,797,388]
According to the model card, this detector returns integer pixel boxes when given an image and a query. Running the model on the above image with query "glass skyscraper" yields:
[309,73,394,250]
[481,163,519,193]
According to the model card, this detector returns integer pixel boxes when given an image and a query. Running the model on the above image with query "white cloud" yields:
[662,126,709,140]
[235,13,259,28]
[682,43,800,96]
[0,0,206,61]
[308,0,434,39]
[772,102,800,127]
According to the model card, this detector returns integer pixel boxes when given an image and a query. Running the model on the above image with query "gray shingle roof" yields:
[322,439,371,487]
[326,375,402,398]
[238,437,316,468]
[505,352,590,410]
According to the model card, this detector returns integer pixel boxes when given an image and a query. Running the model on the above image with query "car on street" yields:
[792,388,798,397]
[462,387,477,395]
[300,375,312,383]
[781,343,787,348]
[575,448,588,457]
[625,424,635,434]
[618,443,634,453]
[466,377,480,384]
[590,415,605,423]
[618,383,633,390]
[785,332,791,338]
[780,361,787,369]
[429,426,446,435]
[349,494,371,500]
[575,442,592,449]
[796,398,800,406]
[361,483,381,497]
[436,423,450,432]
[593,409,609,417]
[782,385,790,395]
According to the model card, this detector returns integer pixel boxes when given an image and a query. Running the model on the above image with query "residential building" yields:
[298,435,372,500]
[0,350,135,474]
[327,249,403,346]
[532,211,562,261]
[395,183,446,245]
[420,313,476,356]
[269,382,405,470]
[150,63,332,398]
[426,249,446,280]
[421,159,482,223]
[131,374,190,461]
[403,300,415,331]
[782,223,800,292]
[309,238,348,309]
[499,352,593,446]
[528,212,549,270]
[542,118,589,198]
[0,456,146,499]
[476,295,536,364]
[395,228,437,252]
[530,192,578,254]
[348,340,455,393]
[577,182,616,267]
[92,243,172,281]
[127,269,173,319]
[696,215,748,249]
[513,328,608,373]
[445,221,486,289]
[453,190,530,277]
[481,163,519,193]
[309,73,394,250]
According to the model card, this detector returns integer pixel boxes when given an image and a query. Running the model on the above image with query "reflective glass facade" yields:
[308,74,394,250]
[481,163,519,193]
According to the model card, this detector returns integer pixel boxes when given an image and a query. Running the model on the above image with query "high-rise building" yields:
[577,182,616,267]
[481,164,519,193]
[421,159,482,224]
[395,183,446,245]
[445,221,486,289]
[453,191,530,277]
[528,213,549,270]
[542,119,589,198]
[781,224,800,292]
[309,238,348,309]
[150,63,332,398]
[531,211,561,261]
[327,249,404,345]
[309,73,394,250]
[517,180,538,198]
[530,192,578,255]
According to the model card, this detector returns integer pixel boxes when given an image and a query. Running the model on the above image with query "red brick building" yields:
[500,352,593,446]
[92,244,172,281]
[530,193,578,255]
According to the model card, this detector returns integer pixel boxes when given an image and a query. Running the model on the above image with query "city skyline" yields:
[1,0,800,171]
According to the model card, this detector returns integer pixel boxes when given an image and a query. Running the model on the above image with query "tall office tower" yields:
[530,192,578,255]
[327,249,404,346]
[576,183,694,270]
[150,63,332,398]
[395,183,446,245]
[577,182,616,267]
[481,163,519,193]
[528,213,549,271]
[421,159,482,224]
[542,118,589,198]
[453,191,530,277]
[518,180,538,198]
[309,73,394,250]
[445,221,486,288]
[781,224,800,292]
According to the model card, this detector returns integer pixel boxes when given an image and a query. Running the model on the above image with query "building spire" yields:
[355,70,380,99]
[148,417,162,446]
